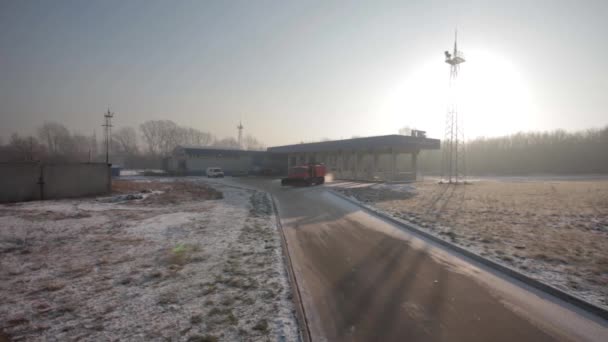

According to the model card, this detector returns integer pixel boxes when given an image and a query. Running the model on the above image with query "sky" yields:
[1,0,607,146]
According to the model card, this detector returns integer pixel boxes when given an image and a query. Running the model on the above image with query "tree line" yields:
[418,126,608,175]
[0,120,265,168]
[4,121,606,174]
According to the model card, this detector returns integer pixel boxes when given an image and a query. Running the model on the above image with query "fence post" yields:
[107,163,112,193]
[37,164,45,200]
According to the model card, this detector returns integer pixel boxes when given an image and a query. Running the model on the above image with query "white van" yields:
[206,167,224,178]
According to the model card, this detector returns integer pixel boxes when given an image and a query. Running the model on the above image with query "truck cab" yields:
[281,163,326,186]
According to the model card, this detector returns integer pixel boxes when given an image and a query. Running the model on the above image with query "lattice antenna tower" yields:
[102,108,114,164]
[237,120,244,149]
[441,30,467,184]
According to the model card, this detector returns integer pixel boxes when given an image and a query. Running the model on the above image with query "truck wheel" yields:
[319,177,325,184]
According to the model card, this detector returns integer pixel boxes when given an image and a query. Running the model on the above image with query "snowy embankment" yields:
[0,178,298,342]
[329,179,608,311]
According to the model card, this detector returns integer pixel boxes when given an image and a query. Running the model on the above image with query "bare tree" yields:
[37,122,70,155]
[140,120,165,155]
[243,135,265,151]
[72,133,100,162]
[33,122,101,162]
[213,137,240,149]
[112,127,139,155]
[159,120,182,155]
[180,127,214,147]
[6,134,46,161]
[140,120,216,155]
[140,120,185,155]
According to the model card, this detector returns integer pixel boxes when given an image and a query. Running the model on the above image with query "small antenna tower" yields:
[441,30,467,184]
[102,108,114,164]
[237,120,244,149]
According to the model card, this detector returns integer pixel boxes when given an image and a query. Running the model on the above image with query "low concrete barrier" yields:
[0,163,111,203]
[269,194,312,342]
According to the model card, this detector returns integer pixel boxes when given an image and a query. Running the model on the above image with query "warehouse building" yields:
[165,132,439,182]
[165,146,286,176]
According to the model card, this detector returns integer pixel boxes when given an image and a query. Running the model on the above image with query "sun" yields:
[376,49,537,140]
[459,49,537,138]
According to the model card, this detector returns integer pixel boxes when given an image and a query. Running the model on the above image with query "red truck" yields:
[281,163,327,186]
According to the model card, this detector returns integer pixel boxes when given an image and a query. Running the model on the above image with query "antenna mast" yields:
[441,30,467,184]
[102,108,114,164]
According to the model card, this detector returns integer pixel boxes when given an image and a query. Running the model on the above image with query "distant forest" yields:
[419,126,608,175]
[0,120,265,168]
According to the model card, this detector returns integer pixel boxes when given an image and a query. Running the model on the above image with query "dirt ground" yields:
[332,179,608,309]
[0,179,298,341]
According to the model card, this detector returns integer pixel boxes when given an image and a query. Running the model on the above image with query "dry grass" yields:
[0,179,297,341]
[112,179,171,193]
[337,179,608,308]
[112,179,223,205]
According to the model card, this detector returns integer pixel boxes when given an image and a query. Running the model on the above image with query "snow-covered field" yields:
[330,179,608,310]
[0,178,298,341]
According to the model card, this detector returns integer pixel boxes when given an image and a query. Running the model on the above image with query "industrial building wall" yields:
[0,163,111,203]
[184,156,254,175]
[165,157,179,172]
[261,154,288,174]
[165,152,288,176]
[303,151,417,182]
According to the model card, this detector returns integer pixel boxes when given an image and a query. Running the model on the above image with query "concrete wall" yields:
[43,164,111,200]
[0,163,110,203]
[0,163,42,202]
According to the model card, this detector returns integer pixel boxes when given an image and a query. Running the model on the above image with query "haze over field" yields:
[1,0,607,145]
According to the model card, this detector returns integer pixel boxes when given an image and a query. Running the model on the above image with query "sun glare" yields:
[378,49,537,140]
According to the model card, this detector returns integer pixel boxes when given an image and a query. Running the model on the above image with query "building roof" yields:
[267,135,440,153]
[175,146,266,156]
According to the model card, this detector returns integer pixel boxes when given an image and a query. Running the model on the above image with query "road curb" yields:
[328,189,608,321]
[269,194,312,342]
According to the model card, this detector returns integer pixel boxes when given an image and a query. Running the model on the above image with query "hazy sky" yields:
[1,0,607,146]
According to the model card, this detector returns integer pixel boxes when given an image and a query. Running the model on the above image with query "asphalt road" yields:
[236,178,608,342]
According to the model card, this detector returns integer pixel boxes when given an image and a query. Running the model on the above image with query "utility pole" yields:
[441,30,467,184]
[102,109,114,164]
[237,121,244,150]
